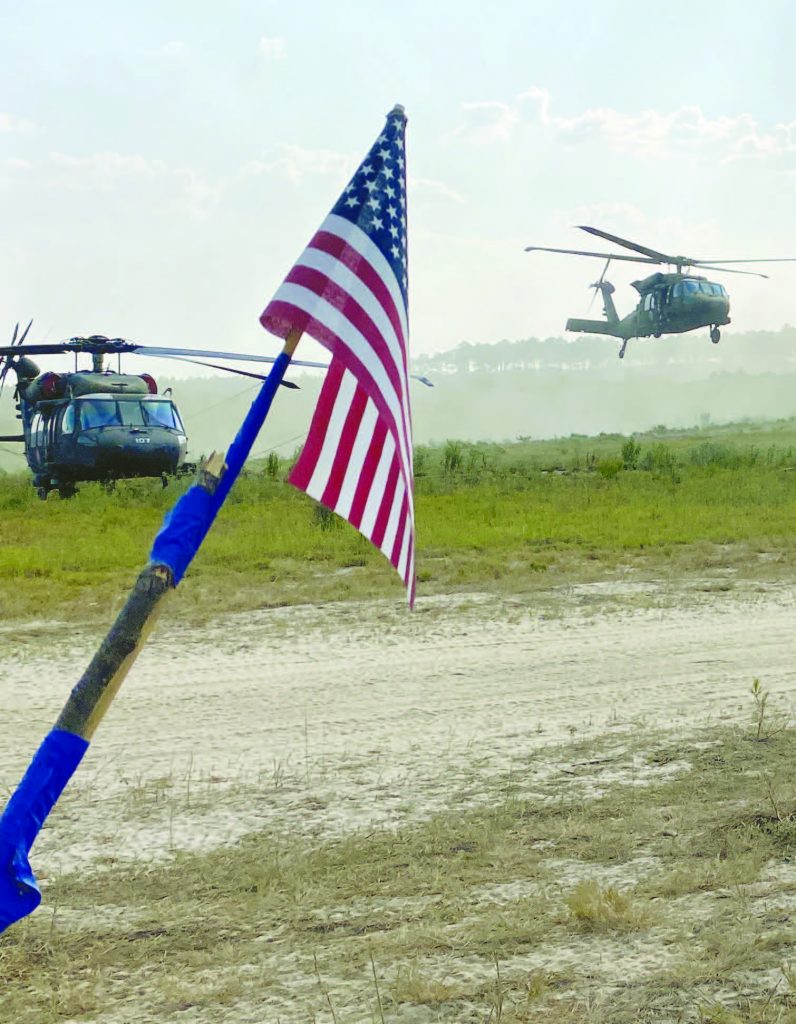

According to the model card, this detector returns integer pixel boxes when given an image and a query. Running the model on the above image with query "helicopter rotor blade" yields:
[576,226,674,263]
[525,245,658,265]
[685,264,770,279]
[139,345,332,371]
[10,323,19,346]
[0,360,14,404]
[136,345,434,385]
[0,344,73,357]
[16,319,33,346]
[0,337,434,387]
[157,353,300,388]
[695,257,796,264]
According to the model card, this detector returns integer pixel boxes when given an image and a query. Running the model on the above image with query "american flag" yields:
[261,106,415,606]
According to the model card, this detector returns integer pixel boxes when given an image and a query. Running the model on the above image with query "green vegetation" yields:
[3,418,796,624]
[4,699,796,1021]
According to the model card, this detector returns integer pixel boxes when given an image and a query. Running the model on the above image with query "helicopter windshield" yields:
[79,399,121,428]
[673,280,701,296]
[78,398,183,431]
[142,402,182,429]
[673,280,728,298]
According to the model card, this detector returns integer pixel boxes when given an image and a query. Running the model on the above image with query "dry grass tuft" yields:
[564,880,652,932]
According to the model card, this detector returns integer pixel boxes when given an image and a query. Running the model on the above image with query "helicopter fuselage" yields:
[10,360,188,497]
[566,272,731,343]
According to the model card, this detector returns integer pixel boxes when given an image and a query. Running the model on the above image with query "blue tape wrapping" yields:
[0,729,89,934]
[149,484,215,585]
[150,350,292,583]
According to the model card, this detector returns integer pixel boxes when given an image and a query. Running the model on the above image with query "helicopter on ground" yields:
[526,226,796,359]
[0,326,434,500]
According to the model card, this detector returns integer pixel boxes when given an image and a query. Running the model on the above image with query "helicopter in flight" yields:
[525,226,796,359]
[0,325,434,499]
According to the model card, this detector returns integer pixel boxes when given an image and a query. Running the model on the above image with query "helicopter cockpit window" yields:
[682,280,700,295]
[62,405,76,434]
[79,400,121,429]
[117,401,146,427]
[30,413,43,446]
[142,401,179,429]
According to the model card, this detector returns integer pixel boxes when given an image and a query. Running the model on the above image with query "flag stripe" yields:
[284,264,404,400]
[381,476,406,561]
[360,432,396,538]
[349,416,388,530]
[305,369,358,499]
[268,286,414,509]
[336,400,378,521]
[288,360,345,492]
[391,492,409,566]
[396,514,411,578]
[320,384,368,510]
[310,224,408,369]
[371,458,401,550]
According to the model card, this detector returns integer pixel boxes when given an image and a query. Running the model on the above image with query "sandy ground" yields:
[1,577,795,873]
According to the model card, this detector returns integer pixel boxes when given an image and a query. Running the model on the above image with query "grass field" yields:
[2,417,796,624]
[3,419,796,1022]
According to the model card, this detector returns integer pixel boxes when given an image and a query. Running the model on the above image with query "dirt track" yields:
[1,580,795,869]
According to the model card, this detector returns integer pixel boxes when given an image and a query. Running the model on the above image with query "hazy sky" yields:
[2,0,796,374]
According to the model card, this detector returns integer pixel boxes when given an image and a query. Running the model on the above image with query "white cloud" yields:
[258,35,286,60]
[46,151,221,214]
[410,176,464,204]
[159,40,186,57]
[243,144,355,183]
[50,151,160,189]
[457,87,796,163]
[550,201,648,234]
[0,112,37,135]
[455,101,518,143]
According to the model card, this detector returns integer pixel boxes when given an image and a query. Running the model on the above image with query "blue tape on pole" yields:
[149,484,215,585]
[150,350,292,583]
[0,729,89,934]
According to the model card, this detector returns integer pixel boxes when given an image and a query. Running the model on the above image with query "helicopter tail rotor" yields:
[0,319,33,402]
[586,258,613,313]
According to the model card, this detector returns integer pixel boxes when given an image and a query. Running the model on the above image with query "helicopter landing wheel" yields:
[36,486,49,501]
[58,482,77,499]
[710,326,721,344]
[161,472,169,489]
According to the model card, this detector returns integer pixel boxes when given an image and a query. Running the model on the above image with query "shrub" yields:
[621,437,641,470]
[312,504,340,531]
[443,440,464,475]
[597,458,623,479]
[640,443,677,474]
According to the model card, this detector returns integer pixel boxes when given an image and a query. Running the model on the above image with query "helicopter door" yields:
[46,412,59,461]
[29,413,45,469]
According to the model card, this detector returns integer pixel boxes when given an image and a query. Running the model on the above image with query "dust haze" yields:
[1,328,795,473]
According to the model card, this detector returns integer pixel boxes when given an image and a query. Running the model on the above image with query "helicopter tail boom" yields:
[565,317,626,338]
